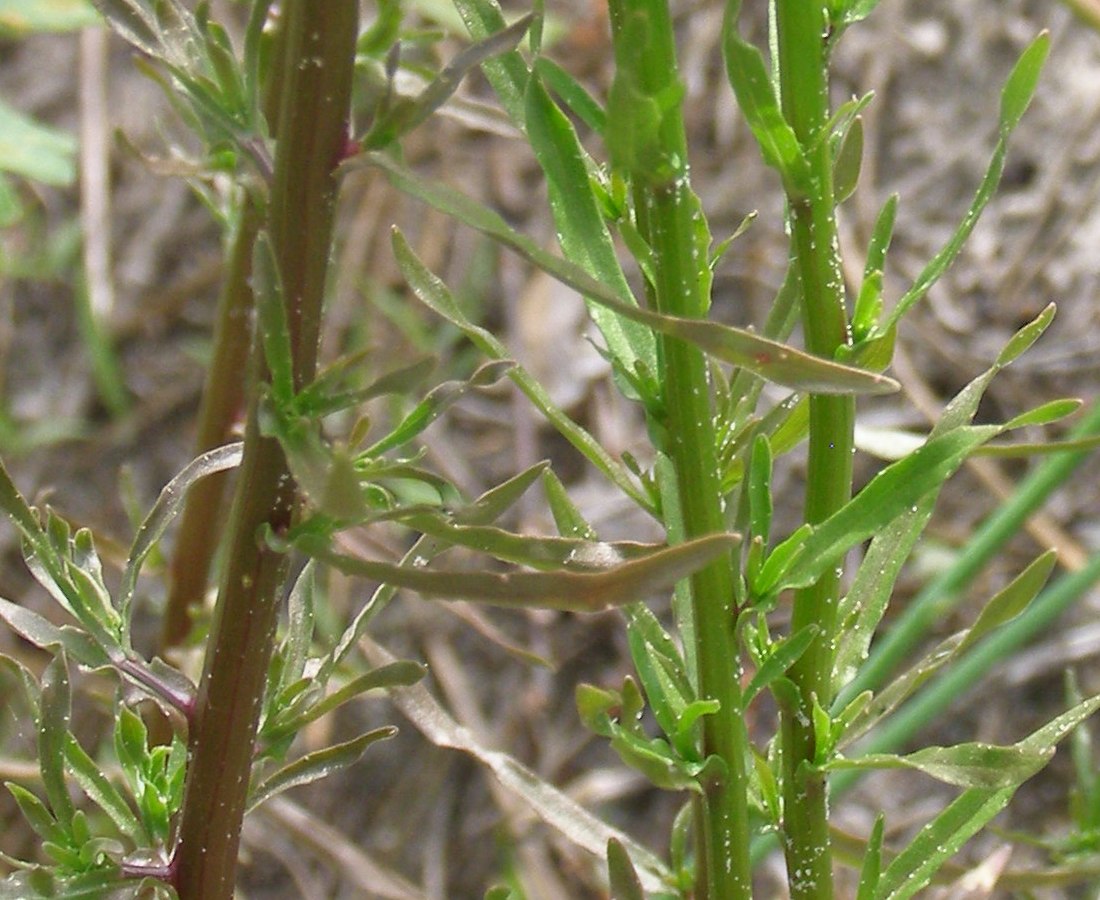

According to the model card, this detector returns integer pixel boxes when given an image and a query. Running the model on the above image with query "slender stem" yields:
[607,2,750,896]
[172,3,357,897]
[160,197,259,654]
[774,3,851,899]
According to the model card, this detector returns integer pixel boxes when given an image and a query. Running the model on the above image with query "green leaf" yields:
[39,655,75,830]
[0,598,111,669]
[365,15,533,148]
[253,232,294,407]
[829,742,1051,789]
[118,442,243,629]
[833,495,935,693]
[390,228,650,509]
[366,360,514,455]
[770,426,1000,595]
[370,169,900,397]
[832,115,863,204]
[744,624,818,705]
[534,56,606,133]
[0,0,99,35]
[997,301,1056,367]
[269,661,425,738]
[607,837,646,900]
[524,75,657,377]
[541,469,597,540]
[747,434,773,546]
[874,693,1100,899]
[0,97,77,186]
[957,549,1056,654]
[306,531,738,613]
[450,0,532,123]
[1002,397,1080,430]
[6,782,65,846]
[878,38,1050,335]
[856,814,885,900]
[721,11,811,196]
[63,734,147,844]
[247,727,397,814]
[625,605,693,752]
[999,31,1050,133]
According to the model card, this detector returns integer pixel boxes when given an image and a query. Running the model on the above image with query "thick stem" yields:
[774,3,852,899]
[607,2,751,896]
[172,3,357,897]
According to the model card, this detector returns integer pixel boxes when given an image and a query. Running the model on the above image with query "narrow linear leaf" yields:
[390,229,651,509]
[119,442,243,626]
[247,727,397,814]
[39,655,75,828]
[856,814,885,900]
[829,742,1050,789]
[306,532,739,613]
[879,37,1050,335]
[62,734,147,844]
[721,10,811,195]
[365,360,514,456]
[272,662,426,736]
[957,549,1056,654]
[999,31,1050,132]
[745,624,819,705]
[366,14,532,147]
[607,837,646,900]
[775,426,1000,594]
[363,164,900,396]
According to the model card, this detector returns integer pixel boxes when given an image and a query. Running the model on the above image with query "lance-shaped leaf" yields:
[827,742,1051,789]
[365,359,514,456]
[390,230,651,510]
[118,442,243,630]
[877,33,1050,336]
[39,655,75,831]
[759,425,1000,597]
[364,15,532,148]
[63,733,148,845]
[364,180,899,396]
[874,692,1100,900]
[247,727,397,815]
[721,2,812,196]
[304,532,738,613]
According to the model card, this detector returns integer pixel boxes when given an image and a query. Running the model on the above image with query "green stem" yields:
[172,3,357,897]
[607,2,750,896]
[775,3,850,898]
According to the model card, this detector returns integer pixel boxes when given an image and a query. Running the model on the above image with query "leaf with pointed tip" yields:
[119,442,243,628]
[63,733,147,844]
[878,36,1050,335]
[721,9,811,196]
[39,655,75,829]
[766,426,1000,596]
[390,230,650,509]
[607,838,646,900]
[247,727,397,814]
[364,166,899,396]
[828,742,1050,789]
[307,532,738,613]
[365,15,533,148]
[365,360,514,456]
[745,624,819,705]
